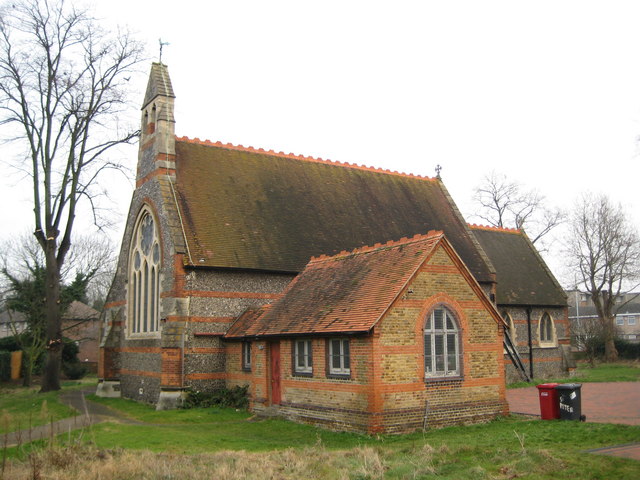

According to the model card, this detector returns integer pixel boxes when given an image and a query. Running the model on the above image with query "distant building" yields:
[1,301,100,372]
[62,301,101,370]
[0,309,27,339]
[566,290,640,345]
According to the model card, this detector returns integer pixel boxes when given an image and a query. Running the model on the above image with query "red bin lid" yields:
[536,383,560,389]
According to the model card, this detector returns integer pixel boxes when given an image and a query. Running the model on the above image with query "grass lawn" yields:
[2,365,639,479]
[0,378,96,434]
[5,410,640,479]
[508,361,640,389]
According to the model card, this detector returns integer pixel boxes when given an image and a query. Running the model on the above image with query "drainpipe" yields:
[526,307,533,380]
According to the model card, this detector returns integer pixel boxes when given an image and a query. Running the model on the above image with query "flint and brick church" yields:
[97,63,569,433]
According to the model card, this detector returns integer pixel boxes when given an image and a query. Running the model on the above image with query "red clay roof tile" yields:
[224,232,444,338]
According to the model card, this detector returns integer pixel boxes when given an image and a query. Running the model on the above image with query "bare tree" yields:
[0,0,143,391]
[0,232,117,307]
[0,232,114,385]
[472,172,564,245]
[567,194,640,362]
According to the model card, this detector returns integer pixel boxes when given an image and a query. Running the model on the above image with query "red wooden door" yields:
[270,341,281,405]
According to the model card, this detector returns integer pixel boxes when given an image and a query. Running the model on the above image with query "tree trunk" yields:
[603,316,619,363]
[40,243,62,392]
[22,351,32,387]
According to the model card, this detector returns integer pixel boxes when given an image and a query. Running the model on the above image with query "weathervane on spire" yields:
[159,38,170,63]
[435,164,442,179]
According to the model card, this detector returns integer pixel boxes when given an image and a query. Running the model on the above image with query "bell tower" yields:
[137,62,176,184]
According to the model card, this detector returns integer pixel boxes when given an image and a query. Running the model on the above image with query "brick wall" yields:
[182,269,294,393]
[370,245,507,432]
[227,244,507,434]
[502,306,570,383]
[99,183,295,402]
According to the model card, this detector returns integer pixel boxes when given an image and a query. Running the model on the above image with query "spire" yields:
[137,63,176,183]
[142,62,175,111]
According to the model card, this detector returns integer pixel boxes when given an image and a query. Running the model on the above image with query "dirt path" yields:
[3,388,140,448]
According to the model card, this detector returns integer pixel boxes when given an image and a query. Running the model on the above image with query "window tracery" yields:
[129,208,161,336]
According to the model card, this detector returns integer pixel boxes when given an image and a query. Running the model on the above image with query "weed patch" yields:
[2,417,639,479]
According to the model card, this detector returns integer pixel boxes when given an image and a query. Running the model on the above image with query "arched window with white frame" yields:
[424,306,461,378]
[129,207,161,336]
[538,312,555,346]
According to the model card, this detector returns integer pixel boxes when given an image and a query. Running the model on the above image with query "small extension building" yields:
[224,232,507,432]
[97,63,568,433]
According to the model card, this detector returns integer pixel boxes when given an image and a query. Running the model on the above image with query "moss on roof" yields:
[174,139,494,283]
[471,227,566,307]
[225,233,442,338]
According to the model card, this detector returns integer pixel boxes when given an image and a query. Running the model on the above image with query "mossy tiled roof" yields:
[471,226,566,307]
[174,138,494,283]
[225,233,443,338]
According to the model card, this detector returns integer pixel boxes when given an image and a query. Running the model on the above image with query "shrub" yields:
[0,350,11,381]
[0,335,21,352]
[62,338,80,363]
[62,361,88,380]
[592,338,640,360]
[182,385,249,410]
[60,337,87,379]
[614,339,640,359]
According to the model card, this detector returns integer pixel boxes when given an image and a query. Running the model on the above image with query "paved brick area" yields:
[588,443,640,461]
[507,382,640,462]
[506,382,640,425]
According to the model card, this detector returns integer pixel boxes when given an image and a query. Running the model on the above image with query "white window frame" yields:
[128,207,161,338]
[294,339,313,374]
[538,312,556,346]
[328,338,350,376]
[627,316,637,326]
[616,316,624,326]
[242,342,252,371]
[424,306,461,378]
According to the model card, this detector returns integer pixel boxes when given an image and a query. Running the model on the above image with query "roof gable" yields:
[225,232,444,338]
[470,225,567,307]
[62,301,100,321]
[174,138,494,283]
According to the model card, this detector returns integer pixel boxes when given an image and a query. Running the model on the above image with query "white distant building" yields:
[0,309,27,339]
[567,290,640,345]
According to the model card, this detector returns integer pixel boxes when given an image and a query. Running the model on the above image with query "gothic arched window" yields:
[129,207,161,336]
[503,312,516,346]
[424,306,461,378]
[539,312,555,346]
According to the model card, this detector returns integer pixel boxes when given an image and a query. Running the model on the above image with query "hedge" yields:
[0,335,21,352]
[0,350,11,381]
[593,338,640,359]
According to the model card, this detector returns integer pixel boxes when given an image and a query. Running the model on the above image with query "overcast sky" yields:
[2,0,640,286]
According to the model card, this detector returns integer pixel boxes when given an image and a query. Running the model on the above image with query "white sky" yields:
[2,0,640,286]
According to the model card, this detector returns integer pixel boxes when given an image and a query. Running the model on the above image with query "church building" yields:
[97,63,569,433]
